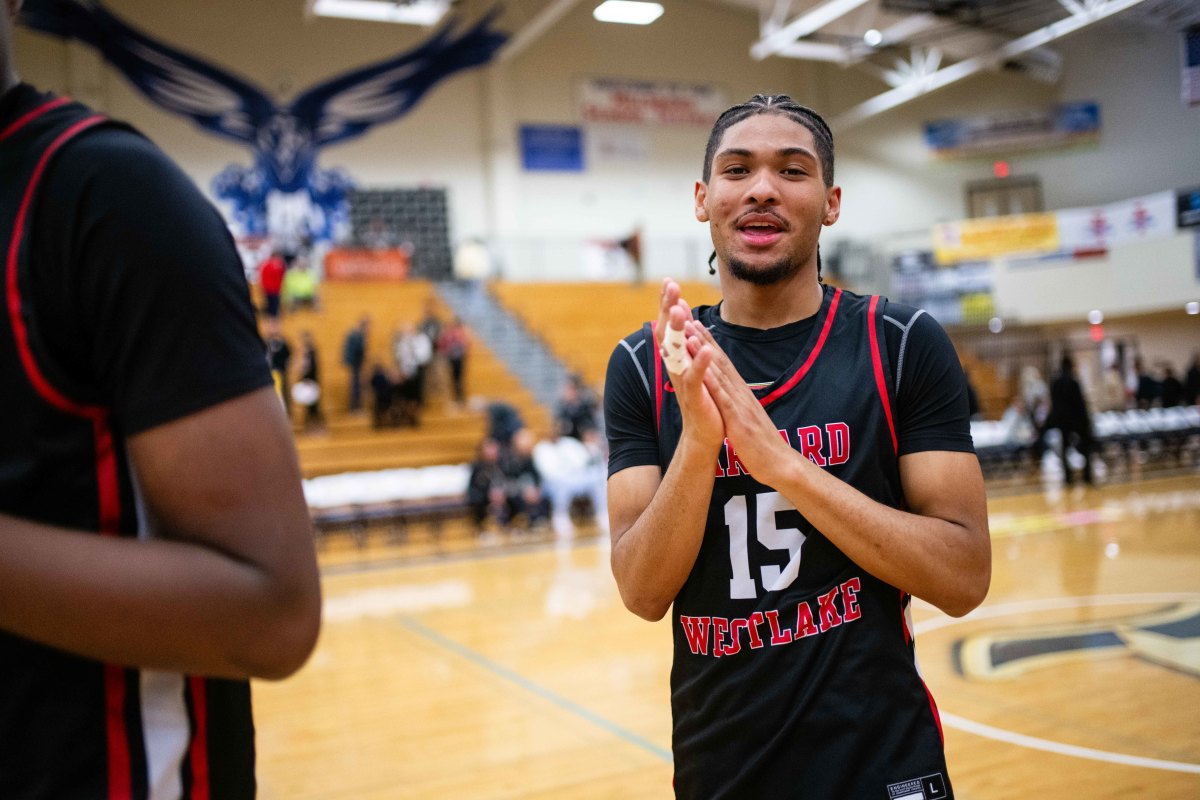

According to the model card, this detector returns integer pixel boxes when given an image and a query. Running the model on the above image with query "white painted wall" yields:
[992,231,1200,322]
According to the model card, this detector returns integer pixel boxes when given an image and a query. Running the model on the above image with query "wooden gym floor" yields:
[254,473,1200,799]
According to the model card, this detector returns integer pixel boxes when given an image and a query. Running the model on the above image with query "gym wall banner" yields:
[932,214,1060,265]
[1178,186,1200,228]
[520,125,585,172]
[923,101,1100,158]
[323,248,411,282]
[578,77,726,127]
[1183,26,1200,108]
[1058,190,1179,252]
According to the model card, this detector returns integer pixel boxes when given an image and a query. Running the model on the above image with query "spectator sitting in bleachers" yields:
[500,428,550,532]
[369,362,398,429]
[534,428,609,540]
[484,401,525,448]
[466,438,508,535]
[555,375,600,440]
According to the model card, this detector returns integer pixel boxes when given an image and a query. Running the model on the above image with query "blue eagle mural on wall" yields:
[20,0,507,246]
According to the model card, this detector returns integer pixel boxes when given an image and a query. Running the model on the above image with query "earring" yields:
[707,251,717,275]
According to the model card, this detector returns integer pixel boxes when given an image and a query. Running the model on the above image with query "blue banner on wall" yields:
[520,125,585,172]
[924,101,1100,157]
[1179,185,1200,228]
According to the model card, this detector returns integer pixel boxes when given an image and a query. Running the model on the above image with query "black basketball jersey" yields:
[0,92,255,799]
[629,286,952,799]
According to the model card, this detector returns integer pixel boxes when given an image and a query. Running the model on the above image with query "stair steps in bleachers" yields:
[436,281,573,411]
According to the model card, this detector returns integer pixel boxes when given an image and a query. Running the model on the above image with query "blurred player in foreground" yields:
[1,2,321,795]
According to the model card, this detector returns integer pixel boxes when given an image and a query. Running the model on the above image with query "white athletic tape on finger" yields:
[660,323,690,374]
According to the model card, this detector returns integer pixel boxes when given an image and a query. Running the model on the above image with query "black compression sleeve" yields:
[32,128,271,435]
[604,333,660,476]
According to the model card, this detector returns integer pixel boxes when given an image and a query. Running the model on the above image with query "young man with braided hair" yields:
[605,94,990,798]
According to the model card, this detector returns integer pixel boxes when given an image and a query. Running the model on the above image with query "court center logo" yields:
[953,602,1200,680]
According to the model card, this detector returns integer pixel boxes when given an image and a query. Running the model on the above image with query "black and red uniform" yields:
[0,85,268,799]
[605,285,975,799]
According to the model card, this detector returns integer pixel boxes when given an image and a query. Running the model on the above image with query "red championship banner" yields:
[324,248,411,281]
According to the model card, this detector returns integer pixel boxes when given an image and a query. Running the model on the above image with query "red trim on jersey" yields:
[104,666,132,798]
[923,681,945,744]
[900,589,911,645]
[6,114,107,416]
[5,111,136,798]
[0,96,70,143]
[867,295,898,455]
[92,418,123,533]
[651,322,663,433]
[187,677,211,800]
[758,288,842,408]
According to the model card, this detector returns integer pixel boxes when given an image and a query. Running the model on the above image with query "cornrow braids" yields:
[701,94,834,187]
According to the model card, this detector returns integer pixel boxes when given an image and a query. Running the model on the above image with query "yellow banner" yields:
[932,213,1060,264]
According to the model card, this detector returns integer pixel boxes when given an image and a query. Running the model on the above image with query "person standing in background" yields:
[258,249,286,319]
[1160,364,1184,408]
[342,315,368,412]
[265,319,293,416]
[438,317,471,407]
[297,330,325,431]
[1185,352,1200,407]
[1046,355,1095,486]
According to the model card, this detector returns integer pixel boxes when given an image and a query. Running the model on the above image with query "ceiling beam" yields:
[496,0,584,64]
[832,0,1151,129]
[750,0,871,61]
[776,40,852,63]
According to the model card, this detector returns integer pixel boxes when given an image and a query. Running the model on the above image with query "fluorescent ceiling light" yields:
[593,1,664,25]
[310,0,450,26]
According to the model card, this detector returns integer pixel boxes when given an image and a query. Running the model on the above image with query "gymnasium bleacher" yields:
[273,280,550,479]
[289,278,1199,549]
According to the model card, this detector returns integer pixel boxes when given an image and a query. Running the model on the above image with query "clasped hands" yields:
[657,278,793,486]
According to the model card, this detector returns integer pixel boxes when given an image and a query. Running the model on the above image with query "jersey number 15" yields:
[725,491,807,600]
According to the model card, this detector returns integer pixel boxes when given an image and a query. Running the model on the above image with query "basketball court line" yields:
[397,615,673,763]
[915,593,1200,774]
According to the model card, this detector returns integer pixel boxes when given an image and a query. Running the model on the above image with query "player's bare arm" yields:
[0,387,322,679]
[608,280,725,620]
[688,320,990,617]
